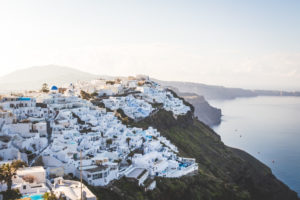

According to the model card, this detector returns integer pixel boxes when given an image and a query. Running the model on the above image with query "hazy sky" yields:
[0,0,300,90]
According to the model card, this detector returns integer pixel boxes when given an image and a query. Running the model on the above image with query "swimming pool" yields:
[179,163,188,168]
[22,194,44,200]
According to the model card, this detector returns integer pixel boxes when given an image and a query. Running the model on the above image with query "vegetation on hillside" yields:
[80,90,92,100]
[41,83,50,93]
[87,106,299,200]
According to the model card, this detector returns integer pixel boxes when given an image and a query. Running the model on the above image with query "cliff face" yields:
[162,86,222,127]
[89,94,299,200]
[178,92,221,126]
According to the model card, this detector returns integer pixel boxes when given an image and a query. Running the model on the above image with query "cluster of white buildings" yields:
[136,86,191,116]
[103,94,154,120]
[0,95,52,163]
[0,164,96,200]
[101,79,190,120]
[0,76,197,199]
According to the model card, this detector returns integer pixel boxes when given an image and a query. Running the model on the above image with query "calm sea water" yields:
[210,96,300,196]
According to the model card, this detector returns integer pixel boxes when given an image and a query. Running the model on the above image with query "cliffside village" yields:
[0,76,198,200]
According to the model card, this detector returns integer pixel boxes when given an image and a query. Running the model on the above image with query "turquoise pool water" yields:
[22,194,44,200]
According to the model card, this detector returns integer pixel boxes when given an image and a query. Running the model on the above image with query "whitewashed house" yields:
[125,167,149,186]
[52,177,96,200]
[79,162,118,186]
[12,166,49,195]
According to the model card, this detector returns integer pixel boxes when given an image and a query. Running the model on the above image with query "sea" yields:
[210,96,300,196]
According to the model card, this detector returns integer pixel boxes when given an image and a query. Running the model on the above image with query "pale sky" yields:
[0,0,300,90]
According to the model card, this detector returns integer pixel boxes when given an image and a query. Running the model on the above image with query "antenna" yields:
[80,150,83,200]
[17,151,21,160]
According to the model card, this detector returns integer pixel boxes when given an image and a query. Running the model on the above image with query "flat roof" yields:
[17,166,45,173]
[54,179,96,199]
[84,165,108,173]
[126,168,147,179]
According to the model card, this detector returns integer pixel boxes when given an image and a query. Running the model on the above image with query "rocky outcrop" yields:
[162,86,221,127]
[178,92,221,126]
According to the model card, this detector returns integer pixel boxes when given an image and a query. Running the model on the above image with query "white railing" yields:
[164,163,198,178]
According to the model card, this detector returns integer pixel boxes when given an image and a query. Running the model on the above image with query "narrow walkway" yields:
[29,120,53,166]
[0,121,5,132]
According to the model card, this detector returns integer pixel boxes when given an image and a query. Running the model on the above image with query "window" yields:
[92,173,103,180]
[23,185,26,190]
[92,174,97,180]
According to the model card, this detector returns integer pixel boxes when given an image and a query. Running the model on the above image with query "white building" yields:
[125,167,149,186]
[79,163,118,186]
[52,177,96,200]
[12,166,49,195]
[0,97,37,120]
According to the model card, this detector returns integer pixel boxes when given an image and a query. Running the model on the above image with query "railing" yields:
[163,163,198,178]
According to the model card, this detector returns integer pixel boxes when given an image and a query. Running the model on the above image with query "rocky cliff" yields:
[176,91,221,127]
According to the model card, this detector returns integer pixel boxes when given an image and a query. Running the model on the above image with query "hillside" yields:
[156,80,300,100]
[0,65,100,91]
[88,108,299,200]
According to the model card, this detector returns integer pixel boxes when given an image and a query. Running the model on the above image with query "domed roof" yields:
[51,85,58,90]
